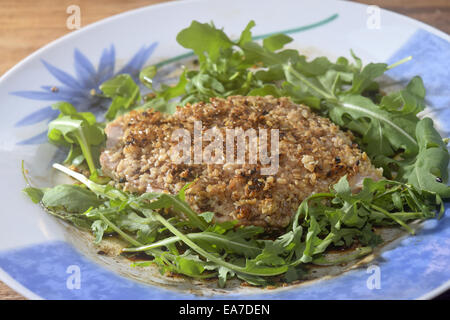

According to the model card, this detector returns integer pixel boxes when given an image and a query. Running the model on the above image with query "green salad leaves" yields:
[22,20,450,287]
[100,74,141,120]
[47,102,105,178]
[23,164,443,287]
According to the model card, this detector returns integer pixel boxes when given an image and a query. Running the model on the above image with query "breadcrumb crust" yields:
[100,96,382,229]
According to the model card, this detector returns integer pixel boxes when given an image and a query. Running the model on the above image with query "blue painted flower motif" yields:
[13,42,158,145]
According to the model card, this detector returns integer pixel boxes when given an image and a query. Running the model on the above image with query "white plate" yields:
[0,0,449,299]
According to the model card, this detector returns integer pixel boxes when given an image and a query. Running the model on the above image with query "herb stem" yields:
[97,211,142,247]
[53,163,126,200]
[162,195,209,231]
[283,64,335,100]
[387,56,412,70]
[370,204,415,235]
[75,131,96,176]
[122,232,263,254]
[151,210,288,276]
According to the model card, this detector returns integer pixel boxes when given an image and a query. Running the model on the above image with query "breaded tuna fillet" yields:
[100,96,382,229]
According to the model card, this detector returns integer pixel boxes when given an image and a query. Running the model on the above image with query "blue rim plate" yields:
[0,0,449,300]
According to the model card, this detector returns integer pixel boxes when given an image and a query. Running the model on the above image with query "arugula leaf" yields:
[380,76,426,115]
[247,84,281,97]
[91,220,109,244]
[176,21,234,62]
[22,187,44,204]
[329,95,419,156]
[100,74,141,120]
[263,34,293,52]
[237,20,256,46]
[22,183,97,230]
[139,65,157,89]
[173,251,209,277]
[401,118,450,197]
[41,184,102,213]
[47,102,104,176]
[347,62,387,95]
[218,266,235,288]
[416,117,449,151]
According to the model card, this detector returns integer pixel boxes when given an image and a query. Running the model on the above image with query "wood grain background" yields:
[0,0,448,300]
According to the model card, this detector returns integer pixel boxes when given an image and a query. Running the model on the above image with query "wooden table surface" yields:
[0,0,448,300]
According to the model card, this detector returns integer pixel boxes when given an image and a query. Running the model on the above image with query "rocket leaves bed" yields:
[22,21,450,287]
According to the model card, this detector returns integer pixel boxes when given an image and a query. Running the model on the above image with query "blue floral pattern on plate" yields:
[12,43,158,144]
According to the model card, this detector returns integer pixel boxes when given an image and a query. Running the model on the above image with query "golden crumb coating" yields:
[100,96,382,229]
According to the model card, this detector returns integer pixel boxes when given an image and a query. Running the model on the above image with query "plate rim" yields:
[1,0,449,85]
